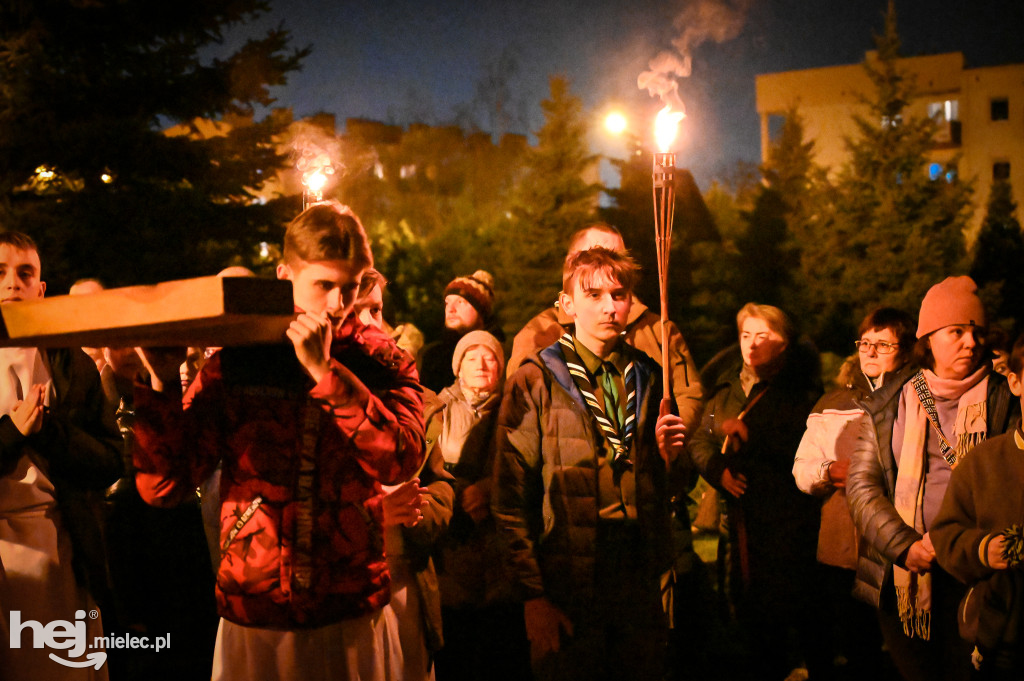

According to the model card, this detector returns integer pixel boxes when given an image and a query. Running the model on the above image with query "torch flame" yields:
[304,169,328,193]
[654,105,685,153]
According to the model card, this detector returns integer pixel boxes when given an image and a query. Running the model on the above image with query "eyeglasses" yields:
[855,340,899,355]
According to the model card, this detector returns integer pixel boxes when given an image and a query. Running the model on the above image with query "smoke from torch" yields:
[637,0,750,111]
[638,0,749,418]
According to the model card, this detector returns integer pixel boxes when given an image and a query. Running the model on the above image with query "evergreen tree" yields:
[970,179,1024,334]
[602,138,660,308]
[735,188,795,308]
[504,76,600,333]
[802,3,972,350]
[0,1,307,289]
[752,106,829,329]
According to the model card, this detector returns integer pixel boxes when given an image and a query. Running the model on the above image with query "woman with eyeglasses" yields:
[847,277,1021,681]
[792,307,915,677]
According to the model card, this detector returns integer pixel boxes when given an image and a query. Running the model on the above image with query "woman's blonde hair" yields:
[736,303,794,343]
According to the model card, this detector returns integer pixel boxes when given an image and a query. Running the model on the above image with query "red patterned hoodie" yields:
[132,319,425,628]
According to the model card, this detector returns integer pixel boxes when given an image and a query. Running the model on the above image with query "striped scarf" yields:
[557,333,637,469]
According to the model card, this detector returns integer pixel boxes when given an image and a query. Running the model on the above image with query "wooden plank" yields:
[0,276,296,348]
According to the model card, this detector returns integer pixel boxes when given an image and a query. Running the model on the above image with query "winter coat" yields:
[505,299,703,435]
[689,342,822,598]
[425,382,510,609]
[133,321,426,629]
[792,364,875,570]
[931,431,1024,666]
[492,342,685,612]
[846,365,1019,607]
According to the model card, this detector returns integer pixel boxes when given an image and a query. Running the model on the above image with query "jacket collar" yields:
[536,339,652,411]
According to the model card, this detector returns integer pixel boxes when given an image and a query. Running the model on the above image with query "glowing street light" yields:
[604,111,628,136]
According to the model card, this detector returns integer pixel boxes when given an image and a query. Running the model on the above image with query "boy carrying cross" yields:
[132,202,426,681]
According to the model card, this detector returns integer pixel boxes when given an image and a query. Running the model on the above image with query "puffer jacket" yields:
[847,365,1019,607]
[792,363,875,570]
[492,342,686,612]
[133,320,425,628]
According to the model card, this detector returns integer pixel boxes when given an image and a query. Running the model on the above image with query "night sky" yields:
[220,0,1024,188]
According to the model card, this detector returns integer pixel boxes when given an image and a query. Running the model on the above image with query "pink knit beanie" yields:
[916,276,986,338]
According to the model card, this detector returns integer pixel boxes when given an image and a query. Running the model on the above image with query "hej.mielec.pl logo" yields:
[9,608,171,669]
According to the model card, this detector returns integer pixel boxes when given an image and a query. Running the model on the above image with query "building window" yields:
[991,98,1009,121]
[994,162,1011,180]
[928,99,959,122]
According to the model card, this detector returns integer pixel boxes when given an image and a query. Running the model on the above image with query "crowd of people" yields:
[0,202,1022,681]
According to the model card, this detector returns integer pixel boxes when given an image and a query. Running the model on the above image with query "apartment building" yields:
[756,51,1024,237]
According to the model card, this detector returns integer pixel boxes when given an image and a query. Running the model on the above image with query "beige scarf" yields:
[893,366,989,639]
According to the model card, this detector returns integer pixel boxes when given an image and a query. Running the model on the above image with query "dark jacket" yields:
[0,348,122,593]
[689,342,822,594]
[847,366,1020,607]
[492,342,685,612]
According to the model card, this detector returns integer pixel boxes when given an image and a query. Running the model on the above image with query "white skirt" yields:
[211,608,399,681]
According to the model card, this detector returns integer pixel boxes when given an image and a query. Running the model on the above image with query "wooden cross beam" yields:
[0,276,296,348]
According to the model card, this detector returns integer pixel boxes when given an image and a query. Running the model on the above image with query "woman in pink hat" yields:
[847,276,1021,681]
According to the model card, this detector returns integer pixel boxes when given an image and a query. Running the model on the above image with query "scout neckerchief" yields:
[557,333,636,470]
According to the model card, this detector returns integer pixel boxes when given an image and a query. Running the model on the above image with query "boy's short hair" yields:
[1008,334,1024,375]
[736,303,794,344]
[357,268,388,299]
[0,231,39,253]
[561,247,638,295]
[283,201,373,270]
[566,223,622,254]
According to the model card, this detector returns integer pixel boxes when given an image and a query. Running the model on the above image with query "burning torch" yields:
[652,105,684,413]
[293,138,336,210]
[301,166,331,210]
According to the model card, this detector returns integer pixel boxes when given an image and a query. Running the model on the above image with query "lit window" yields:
[991,99,1009,121]
[400,164,416,179]
[928,100,959,122]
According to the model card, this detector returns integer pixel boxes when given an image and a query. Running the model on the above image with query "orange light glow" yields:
[654,105,685,152]
[304,170,328,193]
[604,111,628,136]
